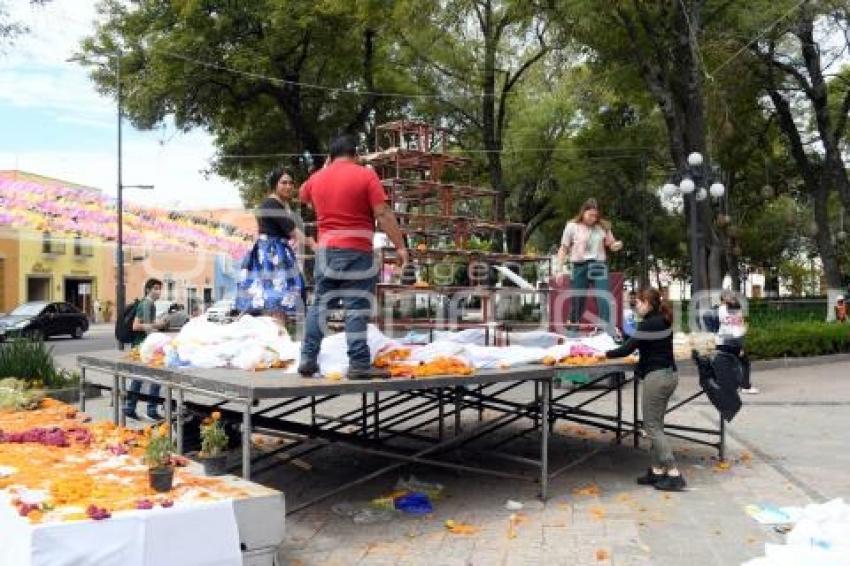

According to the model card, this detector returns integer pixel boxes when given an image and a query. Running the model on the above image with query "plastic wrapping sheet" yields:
[743,498,850,566]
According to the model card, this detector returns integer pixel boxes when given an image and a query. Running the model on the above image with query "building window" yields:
[166,280,175,301]
[42,232,66,255]
[73,236,94,257]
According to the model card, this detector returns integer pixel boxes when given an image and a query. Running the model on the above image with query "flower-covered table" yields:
[0,400,284,566]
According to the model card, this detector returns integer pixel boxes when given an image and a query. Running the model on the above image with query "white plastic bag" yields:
[317,324,397,377]
[464,345,547,369]
[139,333,173,363]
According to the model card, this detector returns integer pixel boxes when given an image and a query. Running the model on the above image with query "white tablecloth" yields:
[0,497,242,566]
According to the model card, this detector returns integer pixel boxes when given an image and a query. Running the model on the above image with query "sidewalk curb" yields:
[676,352,850,376]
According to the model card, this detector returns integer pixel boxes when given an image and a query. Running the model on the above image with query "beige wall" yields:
[100,244,217,314]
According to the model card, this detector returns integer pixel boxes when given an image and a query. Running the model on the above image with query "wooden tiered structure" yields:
[362,120,552,335]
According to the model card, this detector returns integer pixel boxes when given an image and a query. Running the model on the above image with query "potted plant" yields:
[198,411,229,476]
[146,424,176,492]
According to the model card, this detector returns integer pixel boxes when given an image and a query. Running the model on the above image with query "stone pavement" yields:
[75,359,850,565]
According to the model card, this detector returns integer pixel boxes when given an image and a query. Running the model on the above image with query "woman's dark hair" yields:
[638,287,673,325]
[571,198,611,230]
[329,134,358,160]
[266,167,292,191]
[720,289,741,310]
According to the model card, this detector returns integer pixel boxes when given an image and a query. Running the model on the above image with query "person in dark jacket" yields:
[606,288,686,492]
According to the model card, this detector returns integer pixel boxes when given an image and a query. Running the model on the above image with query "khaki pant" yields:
[642,368,679,469]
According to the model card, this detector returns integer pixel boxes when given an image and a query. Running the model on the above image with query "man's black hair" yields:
[328,134,358,160]
[144,278,163,295]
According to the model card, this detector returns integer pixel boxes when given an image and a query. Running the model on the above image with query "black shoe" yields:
[298,361,320,377]
[142,410,165,423]
[347,367,390,380]
[654,474,687,492]
[123,409,140,421]
[636,468,663,486]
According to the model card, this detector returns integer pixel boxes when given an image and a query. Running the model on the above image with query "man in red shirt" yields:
[298,134,408,379]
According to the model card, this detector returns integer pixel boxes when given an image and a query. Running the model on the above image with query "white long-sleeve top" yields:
[715,304,746,346]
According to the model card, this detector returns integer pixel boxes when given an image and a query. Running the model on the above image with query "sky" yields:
[0,0,243,210]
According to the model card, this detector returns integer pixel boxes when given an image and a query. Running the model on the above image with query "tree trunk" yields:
[813,183,842,288]
[480,2,507,248]
[617,1,710,293]
[707,243,724,290]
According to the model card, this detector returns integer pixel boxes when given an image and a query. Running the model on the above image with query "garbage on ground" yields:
[589,505,607,520]
[445,519,479,535]
[505,500,524,511]
[334,478,440,523]
[393,492,433,515]
[331,502,398,524]
[395,476,444,500]
[745,504,795,525]
[573,483,602,497]
[742,498,850,566]
[507,512,528,539]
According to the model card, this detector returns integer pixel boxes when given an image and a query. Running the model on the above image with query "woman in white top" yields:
[556,198,623,332]
[715,290,757,394]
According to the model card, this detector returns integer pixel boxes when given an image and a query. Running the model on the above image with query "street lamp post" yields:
[663,152,726,300]
[67,52,153,349]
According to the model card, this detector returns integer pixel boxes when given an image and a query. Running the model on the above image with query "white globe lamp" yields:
[709,182,725,198]
[679,178,695,194]
[696,187,708,201]
[687,152,704,167]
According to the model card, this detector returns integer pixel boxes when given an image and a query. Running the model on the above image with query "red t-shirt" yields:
[299,160,388,253]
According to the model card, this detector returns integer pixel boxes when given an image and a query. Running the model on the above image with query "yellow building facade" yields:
[0,227,105,316]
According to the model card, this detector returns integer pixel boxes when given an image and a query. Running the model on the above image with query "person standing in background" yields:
[124,278,169,421]
[557,198,623,333]
[715,290,757,394]
[835,295,847,323]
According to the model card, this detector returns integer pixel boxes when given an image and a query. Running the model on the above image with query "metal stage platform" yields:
[77,352,724,515]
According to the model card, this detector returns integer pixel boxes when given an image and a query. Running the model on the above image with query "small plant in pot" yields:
[199,411,229,476]
[146,424,176,492]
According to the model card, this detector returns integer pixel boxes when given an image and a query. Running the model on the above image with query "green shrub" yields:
[0,339,77,389]
[746,300,827,325]
[747,322,850,360]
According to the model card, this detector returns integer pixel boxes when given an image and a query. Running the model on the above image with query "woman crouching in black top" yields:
[606,288,685,491]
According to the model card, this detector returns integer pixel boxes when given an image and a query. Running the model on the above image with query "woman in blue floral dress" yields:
[236,167,309,317]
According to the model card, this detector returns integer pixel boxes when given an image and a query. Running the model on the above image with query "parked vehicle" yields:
[0,301,89,341]
[206,300,236,323]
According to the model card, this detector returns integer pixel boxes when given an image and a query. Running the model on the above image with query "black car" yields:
[0,301,90,341]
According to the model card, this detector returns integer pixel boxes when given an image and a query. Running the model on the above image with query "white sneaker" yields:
[741,387,760,394]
